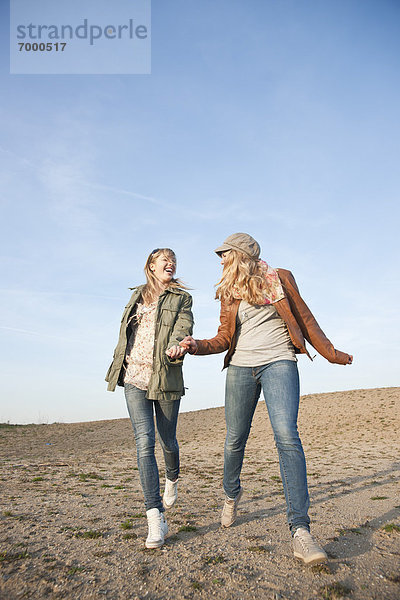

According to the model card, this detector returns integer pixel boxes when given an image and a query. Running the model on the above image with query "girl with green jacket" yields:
[106,248,193,549]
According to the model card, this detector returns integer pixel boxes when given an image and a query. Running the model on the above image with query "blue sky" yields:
[1,0,399,423]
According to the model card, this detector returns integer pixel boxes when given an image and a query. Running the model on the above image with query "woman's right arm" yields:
[180,301,235,356]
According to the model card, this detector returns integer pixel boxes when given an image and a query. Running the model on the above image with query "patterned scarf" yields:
[232,259,285,305]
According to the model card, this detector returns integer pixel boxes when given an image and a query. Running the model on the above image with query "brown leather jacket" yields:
[195,269,350,369]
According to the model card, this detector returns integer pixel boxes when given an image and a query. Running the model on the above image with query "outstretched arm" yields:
[180,300,237,356]
[280,269,353,365]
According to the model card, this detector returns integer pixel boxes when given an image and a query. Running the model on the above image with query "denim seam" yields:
[277,448,293,524]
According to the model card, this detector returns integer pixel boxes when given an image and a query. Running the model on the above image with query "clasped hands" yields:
[164,336,198,359]
[179,336,198,354]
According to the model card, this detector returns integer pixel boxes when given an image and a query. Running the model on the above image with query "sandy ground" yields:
[1,387,399,600]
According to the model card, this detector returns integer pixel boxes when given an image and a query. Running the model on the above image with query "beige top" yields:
[124,301,157,390]
[230,300,296,367]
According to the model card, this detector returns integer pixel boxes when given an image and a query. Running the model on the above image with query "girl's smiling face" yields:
[150,253,176,285]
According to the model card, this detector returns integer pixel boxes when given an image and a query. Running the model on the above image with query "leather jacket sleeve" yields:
[195,301,236,355]
[280,269,350,365]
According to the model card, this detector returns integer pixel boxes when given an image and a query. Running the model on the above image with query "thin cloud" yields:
[0,325,90,345]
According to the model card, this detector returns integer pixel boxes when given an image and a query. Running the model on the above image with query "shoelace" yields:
[296,532,318,552]
[222,499,235,515]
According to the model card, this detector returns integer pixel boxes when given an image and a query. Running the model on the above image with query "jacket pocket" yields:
[159,361,183,392]
[160,308,177,327]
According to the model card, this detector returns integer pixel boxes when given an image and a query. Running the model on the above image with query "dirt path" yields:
[1,387,399,599]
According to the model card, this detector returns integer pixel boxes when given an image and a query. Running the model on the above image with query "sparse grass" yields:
[120,519,133,530]
[122,532,137,540]
[270,475,281,481]
[191,581,202,590]
[212,578,225,586]
[2,510,14,517]
[67,566,85,575]
[319,582,352,599]
[130,513,144,519]
[370,496,388,500]
[32,476,45,482]
[114,485,124,489]
[74,530,103,539]
[204,554,225,564]
[0,550,30,562]
[78,472,104,482]
[312,563,332,574]
[247,545,271,553]
[61,525,82,533]
[178,525,198,532]
[336,527,363,536]
[382,523,400,533]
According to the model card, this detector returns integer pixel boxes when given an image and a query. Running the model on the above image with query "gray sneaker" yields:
[293,527,328,566]
[221,488,243,528]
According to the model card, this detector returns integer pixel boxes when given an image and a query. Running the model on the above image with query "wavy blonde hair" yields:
[141,248,188,305]
[215,249,268,305]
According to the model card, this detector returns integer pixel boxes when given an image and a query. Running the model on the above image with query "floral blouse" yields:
[124,301,157,390]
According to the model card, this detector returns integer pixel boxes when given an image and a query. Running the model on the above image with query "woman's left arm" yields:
[281,270,352,365]
[165,294,194,363]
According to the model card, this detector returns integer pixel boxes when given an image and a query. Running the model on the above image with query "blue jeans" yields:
[224,360,310,532]
[124,383,180,512]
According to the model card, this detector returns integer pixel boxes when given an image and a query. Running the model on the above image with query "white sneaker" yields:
[163,478,178,509]
[293,527,327,565]
[145,508,168,549]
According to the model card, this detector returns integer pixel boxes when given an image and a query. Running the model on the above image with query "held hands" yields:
[165,345,186,360]
[347,355,353,364]
[179,336,198,354]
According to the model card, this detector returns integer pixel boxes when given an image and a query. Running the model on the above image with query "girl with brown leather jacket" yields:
[181,233,352,566]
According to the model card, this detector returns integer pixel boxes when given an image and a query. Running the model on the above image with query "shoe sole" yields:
[221,488,243,528]
[294,551,328,566]
[145,540,164,549]
[145,529,168,549]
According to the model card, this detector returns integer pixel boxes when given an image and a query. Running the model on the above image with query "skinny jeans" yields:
[124,383,180,512]
[224,360,310,532]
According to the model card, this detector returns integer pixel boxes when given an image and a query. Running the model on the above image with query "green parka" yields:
[105,285,193,401]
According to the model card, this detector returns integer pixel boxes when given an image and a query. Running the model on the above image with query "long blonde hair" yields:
[141,248,188,305]
[215,249,268,305]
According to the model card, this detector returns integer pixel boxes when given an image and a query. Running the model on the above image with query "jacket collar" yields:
[128,284,184,295]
